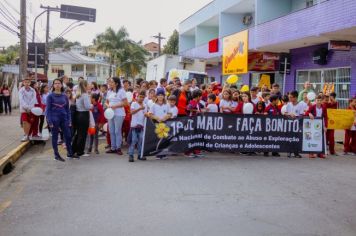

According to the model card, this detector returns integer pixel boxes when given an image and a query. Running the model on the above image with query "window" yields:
[51,65,63,73]
[296,67,351,108]
[306,0,314,8]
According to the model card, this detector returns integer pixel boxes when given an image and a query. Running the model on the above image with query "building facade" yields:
[179,0,356,107]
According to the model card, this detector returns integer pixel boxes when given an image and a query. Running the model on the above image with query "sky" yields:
[0,0,212,47]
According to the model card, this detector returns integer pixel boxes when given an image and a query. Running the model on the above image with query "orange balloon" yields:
[88,127,96,135]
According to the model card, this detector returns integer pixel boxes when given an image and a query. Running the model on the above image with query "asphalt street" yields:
[1,143,356,236]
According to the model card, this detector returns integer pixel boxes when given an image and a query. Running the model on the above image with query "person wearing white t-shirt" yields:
[298,91,310,115]
[206,94,218,113]
[148,88,170,160]
[286,90,303,158]
[251,87,260,105]
[106,77,128,155]
[219,89,234,113]
[149,89,169,122]
[128,91,147,162]
[167,95,178,119]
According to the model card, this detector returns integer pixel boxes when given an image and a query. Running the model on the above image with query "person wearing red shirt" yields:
[234,92,255,114]
[172,80,192,117]
[344,97,356,155]
[264,94,281,157]
[325,92,338,155]
[306,95,327,158]
[29,81,42,139]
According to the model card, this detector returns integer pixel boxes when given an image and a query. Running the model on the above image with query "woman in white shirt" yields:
[106,77,128,155]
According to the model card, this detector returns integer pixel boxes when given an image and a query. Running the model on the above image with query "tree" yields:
[94,27,130,76]
[49,37,81,50]
[0,44,19,65]
[163,30,179,55]
[117,41,149,79]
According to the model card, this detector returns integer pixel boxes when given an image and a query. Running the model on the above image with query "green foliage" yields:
[94,27,149,77]
[49,37,81,50]
[0,44,19,65]
[163,30,179,55]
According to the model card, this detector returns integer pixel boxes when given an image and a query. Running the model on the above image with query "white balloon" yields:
[103,123,108,132]
[126,91,133,103]
[104,108,115,120]
[243,103,254,114]
[307,92,316,101]
[31,107,43,116]
[281,105,288,115]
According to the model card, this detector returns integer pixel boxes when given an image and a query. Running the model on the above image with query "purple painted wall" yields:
[286,44,356,97]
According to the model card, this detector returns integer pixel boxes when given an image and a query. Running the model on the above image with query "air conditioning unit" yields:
[242,14,253,26]
[179,56,194,64]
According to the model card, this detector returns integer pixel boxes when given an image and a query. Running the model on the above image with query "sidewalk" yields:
[0,109,24,159]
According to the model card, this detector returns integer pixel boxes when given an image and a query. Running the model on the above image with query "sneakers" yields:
[81,153,90,157]
[138,156,146,161]
[21,135,29,142]
[129,155,134,162]
[95,150,99,155]
[54,155,65,162]
[117,149,123,155]
[106,149,116,154]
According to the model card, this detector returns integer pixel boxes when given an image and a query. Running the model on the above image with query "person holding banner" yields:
[325,92,338,155]
[264,95,281,157]
[306,95,327,158]
[286,91,303,158]
[344,97,356,155]
[234,92,255,114]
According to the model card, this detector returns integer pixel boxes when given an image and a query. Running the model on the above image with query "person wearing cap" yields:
[148,88,170,160]
[172,79,192,117]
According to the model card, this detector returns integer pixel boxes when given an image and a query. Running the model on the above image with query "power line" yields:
[0,21,19,37]
[0,6,19,29]
[3,0,20,15]
[0,2,19,25]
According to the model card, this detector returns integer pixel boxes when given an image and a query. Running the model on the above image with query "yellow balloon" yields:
[226,75,239,85]
[240,85,250,92]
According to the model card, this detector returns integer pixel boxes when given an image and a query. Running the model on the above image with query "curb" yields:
[0,142,31,177]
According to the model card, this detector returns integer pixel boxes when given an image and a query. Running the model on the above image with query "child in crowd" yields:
[100,84,108,110]
[220,89,234,113]
[250,87,260,105]
[326,92,338,155]
[235,92,254,114]
[167,95,178,119]
[264,94,282,157]
[149,88,170,160]
[206,94,219,113]
[146,88,156,111]
[128,91,147,162]
[87,93,105,155]
[286,91,303,158]
[186,90,204,158]
[255,101,265,115]
[39,83,49,136]
[306,95,327,158]
[29,81,42,139]
[262,92,271,107]
[344,97,356,155]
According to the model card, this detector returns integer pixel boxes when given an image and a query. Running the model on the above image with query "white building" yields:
[48,51,114,84]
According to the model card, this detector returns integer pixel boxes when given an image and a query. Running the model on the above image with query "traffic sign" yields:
[28,43,46,68]
[60,5,96,22]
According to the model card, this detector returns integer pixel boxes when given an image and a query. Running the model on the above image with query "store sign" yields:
[249,52,277,71]
[222,30,248,75]
[208,38,219,53]
[328,41,352,51]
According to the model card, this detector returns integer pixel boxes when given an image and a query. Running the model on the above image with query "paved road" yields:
[1,143,356,236]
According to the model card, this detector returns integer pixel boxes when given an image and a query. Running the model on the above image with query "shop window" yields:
[296,67,351,108]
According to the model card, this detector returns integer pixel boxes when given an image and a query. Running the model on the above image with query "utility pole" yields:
[19,0,27,80]
[152,33,165,56]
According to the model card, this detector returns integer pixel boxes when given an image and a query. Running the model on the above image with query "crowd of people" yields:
[18,75,356,162]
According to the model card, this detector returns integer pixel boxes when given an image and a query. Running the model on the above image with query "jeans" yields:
[72,111,89,156]
[51,115,73,157]
[109,115,124,150]
[128,128,143,156]
[3,96,11,114]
